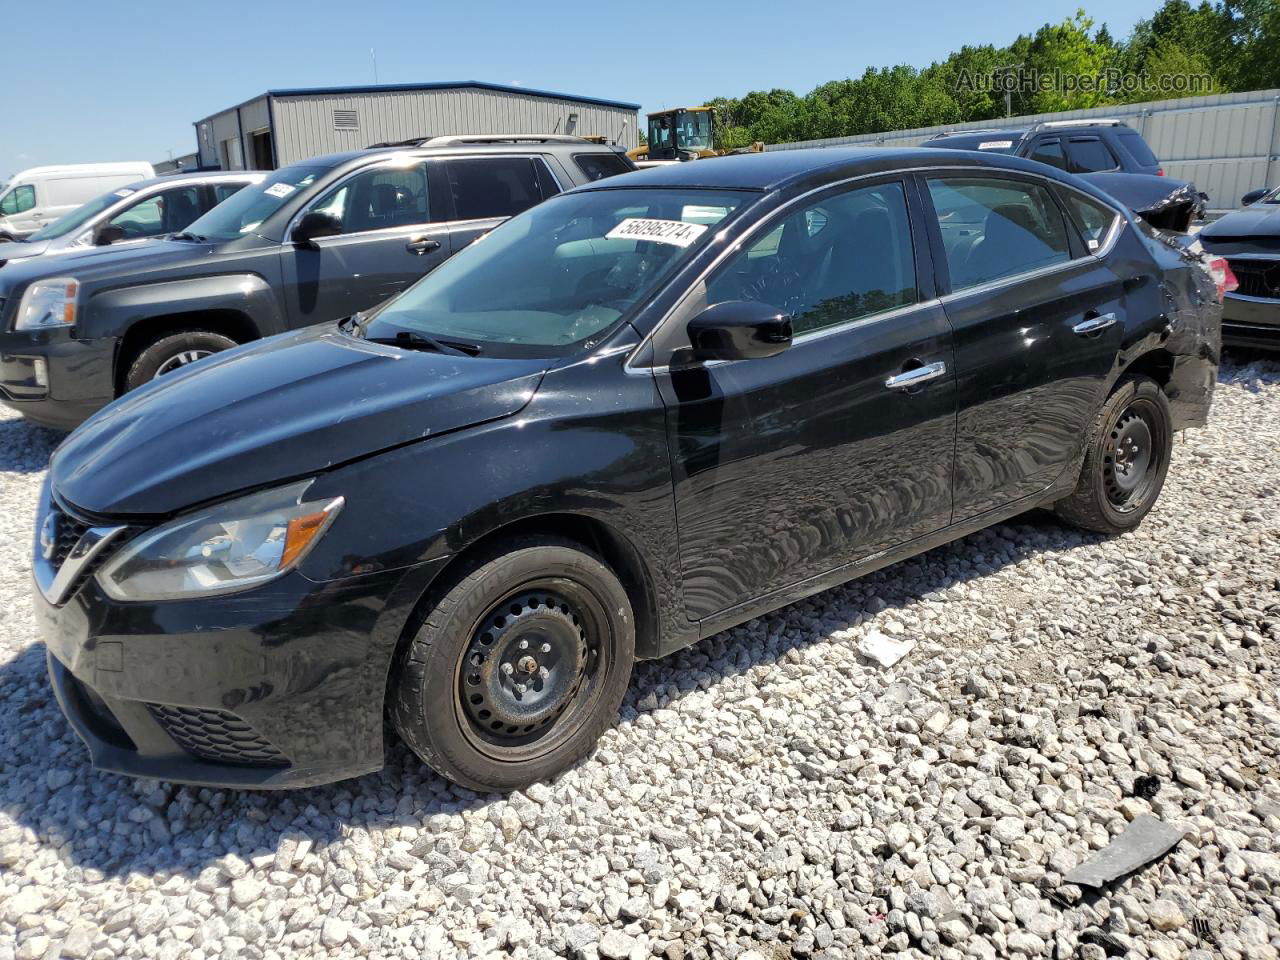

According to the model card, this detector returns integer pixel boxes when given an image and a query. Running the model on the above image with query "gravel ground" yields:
[1,356,1279,960]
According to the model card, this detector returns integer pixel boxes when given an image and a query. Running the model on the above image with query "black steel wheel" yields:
[1055,375,1173,534]
[390,537,634,792]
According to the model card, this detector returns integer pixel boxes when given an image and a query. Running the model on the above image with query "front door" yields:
[921,173,1125,520]
[280,158,452,325]
[653,179,958,620]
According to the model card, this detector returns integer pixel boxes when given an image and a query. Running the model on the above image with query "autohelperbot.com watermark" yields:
[956,67,1215,98]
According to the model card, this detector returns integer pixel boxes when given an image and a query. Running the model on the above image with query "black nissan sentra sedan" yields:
[34,147,1222,792]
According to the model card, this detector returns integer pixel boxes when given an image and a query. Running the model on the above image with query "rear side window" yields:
[447,157,545,220]
[1066,138,1120,173]
[927,177,1071,291]
[1062,191,1121,252]
[1116,130,1159,167]
[573,152,632,182]
[706,181,917,336]
[1028,139,1067,170]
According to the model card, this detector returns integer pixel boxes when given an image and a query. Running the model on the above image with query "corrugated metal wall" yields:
[766,88,1280,212]
[271,88,638,165]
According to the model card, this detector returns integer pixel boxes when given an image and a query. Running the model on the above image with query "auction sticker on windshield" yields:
[606,218,709,247]
[264,183,296,199]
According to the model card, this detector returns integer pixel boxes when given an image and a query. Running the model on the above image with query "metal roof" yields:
[253,80,640,112]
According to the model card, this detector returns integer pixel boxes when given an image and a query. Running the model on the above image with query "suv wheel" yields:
[123,330,238,391]
[390,537,635,792]
[1054,375,1172,534]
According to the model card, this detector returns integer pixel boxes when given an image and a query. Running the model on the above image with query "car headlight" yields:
[97,480,344,602]
[14,277,79,331]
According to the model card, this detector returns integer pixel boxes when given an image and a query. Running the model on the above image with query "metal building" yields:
[192,80,641,171]
[767,88,1280,213]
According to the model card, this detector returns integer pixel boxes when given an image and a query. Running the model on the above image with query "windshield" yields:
[677,111,713,151]
[28,188,135,242]
[364,188,752,357]
[183,165,325,241]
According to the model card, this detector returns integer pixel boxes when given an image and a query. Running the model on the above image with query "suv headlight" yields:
[97,480,344,602]
[14,277,79,331]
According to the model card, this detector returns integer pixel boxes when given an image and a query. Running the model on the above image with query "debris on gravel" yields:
[1,355,1279,959]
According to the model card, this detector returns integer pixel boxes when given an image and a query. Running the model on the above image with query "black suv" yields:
[922,119,1163,175]
[0,135,634,428]
[35,147,1221,792]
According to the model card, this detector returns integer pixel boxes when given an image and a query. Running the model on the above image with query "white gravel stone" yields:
[1,358,1279,959]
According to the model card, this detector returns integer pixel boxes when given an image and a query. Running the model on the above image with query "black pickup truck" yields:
[0,135,634,428]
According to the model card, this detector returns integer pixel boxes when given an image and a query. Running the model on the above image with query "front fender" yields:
[81,272,284,340]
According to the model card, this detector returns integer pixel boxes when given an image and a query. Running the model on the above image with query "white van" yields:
[0,162,155,241]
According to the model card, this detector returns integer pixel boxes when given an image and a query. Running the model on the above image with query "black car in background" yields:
[923,120,1206,232]
[35,147,1221,792]
[1199,185,1280,348]
[0,135,634,428]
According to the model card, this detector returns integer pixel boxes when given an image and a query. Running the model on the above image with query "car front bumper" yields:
[35,548,447,790]
[1221,292,1280,349]
[0,327,116,428]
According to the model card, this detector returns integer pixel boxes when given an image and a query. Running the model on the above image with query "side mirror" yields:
[292,211,342,246]
[686,300,792,362]
[1241,188,1268,206]
[93,224,126,246]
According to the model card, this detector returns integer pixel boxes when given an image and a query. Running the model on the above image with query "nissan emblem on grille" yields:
[39,511,58,561]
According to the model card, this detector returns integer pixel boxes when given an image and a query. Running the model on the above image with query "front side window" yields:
[1028,139,1067,170]
[0,184,36,216]
[447,157,543,221]
[363,188,750,356]
[183,164,326,241]
[308,162,430,233]
[1062,191,1121,252]
[928,177,1071,291]
[109,186,203,239]
[1066,137,1120,173]
[706,182,918,336]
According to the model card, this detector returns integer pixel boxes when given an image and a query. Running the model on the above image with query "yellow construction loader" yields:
[627,107,763,163]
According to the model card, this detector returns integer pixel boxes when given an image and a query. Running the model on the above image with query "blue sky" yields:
[4,0,1161,178]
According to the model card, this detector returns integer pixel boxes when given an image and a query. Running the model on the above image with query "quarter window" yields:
[1062,192,1120,252]
[308,163,430,233]
[927,177,1071,290]
[447,157,545,220]
[706,181,918,336]
[573,152,632,182]
[1066,137,1120,173]
[1,184,36,215]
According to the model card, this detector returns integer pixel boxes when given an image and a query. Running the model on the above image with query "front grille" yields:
[49,511,92,568]
[147,704,289,767]
[1228,258,1280,300]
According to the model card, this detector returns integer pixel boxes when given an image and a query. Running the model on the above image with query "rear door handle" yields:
[1073,312,1117,335]
[885,360,947,390]
[406,237,441,255]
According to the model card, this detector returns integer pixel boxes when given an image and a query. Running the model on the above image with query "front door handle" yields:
[885,360,947,390]
[406,237,441,255]
[1073,312,1117,335]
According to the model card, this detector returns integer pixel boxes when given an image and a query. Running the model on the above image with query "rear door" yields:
[280,158,451,324]
[922,172,1125,520]
[443,155,561,252]
[652,178,958,620]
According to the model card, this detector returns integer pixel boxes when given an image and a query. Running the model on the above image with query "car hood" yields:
[51,325,550,516]
[0,236,238,297]
[0,238,51,264]
[1201,204,1280,241]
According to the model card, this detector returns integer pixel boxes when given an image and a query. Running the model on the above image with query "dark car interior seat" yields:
[961,203,1045,287]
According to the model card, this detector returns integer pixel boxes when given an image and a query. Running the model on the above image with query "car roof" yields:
[122,171,267,191]
[276,139,628,176]
[567,146,1080,193]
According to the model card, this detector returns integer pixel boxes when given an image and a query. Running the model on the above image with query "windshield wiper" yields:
[365,330,483,357]
[170,231,207,243]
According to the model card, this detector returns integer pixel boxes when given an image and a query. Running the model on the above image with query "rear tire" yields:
[1054,375,1172,534]
[390,537,635,792]
[123,329,237,392]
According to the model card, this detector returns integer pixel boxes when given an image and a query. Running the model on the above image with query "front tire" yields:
[1054,375,1173,534]
[123,329,238,392]
[390,537,635,792]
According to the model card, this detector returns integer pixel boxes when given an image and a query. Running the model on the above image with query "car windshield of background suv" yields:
[364,187,750,357]
[182,165,325,242]
[26,189,126,242]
